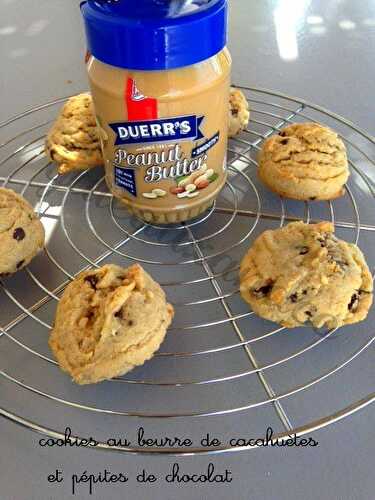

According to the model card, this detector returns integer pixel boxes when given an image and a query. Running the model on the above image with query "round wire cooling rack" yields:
[0,86,374,456]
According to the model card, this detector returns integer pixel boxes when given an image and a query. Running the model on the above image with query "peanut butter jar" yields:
[81,0,231,224]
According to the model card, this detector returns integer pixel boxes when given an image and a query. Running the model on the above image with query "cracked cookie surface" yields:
[49,264,174,384]
[0,188,45,275]
[229,87,250,137]
[258,122,349,200]
[45,93,103,175]
[240,221,373,328]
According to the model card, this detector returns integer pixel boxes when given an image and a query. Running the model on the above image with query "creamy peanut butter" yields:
[82,0,231,224]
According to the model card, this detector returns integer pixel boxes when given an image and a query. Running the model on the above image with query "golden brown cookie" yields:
[45,93,103,175]
[49,264,174,384]
[240,221,373,329]
[0,188,45,275]
[258,123,349,200]
[228,87,250,137]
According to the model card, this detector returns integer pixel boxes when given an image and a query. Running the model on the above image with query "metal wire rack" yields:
[0,87,374,455]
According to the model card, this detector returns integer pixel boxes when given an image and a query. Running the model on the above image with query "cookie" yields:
[240,221,373,329]
[228,87,250,137]
[45,93,103,175]
[49,264,174,384]
[258,123,349,200]
[0,188,45,275]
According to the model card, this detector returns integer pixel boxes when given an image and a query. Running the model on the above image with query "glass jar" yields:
[82,0,231,224]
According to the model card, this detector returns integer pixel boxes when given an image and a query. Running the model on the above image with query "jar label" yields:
[109,115,205,146]
[103,77,226,204]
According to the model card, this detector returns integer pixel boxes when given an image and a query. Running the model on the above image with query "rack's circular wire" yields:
[0,87,374,455]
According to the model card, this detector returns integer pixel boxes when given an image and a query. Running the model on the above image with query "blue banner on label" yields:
[114,167,137,197]
[110,115,204,146]
[191,131,220,158]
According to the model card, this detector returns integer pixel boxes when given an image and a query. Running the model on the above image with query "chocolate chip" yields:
[348,294,359,311]
[13,227,25,241]
[16,260,25,269]
[290,293,298,303]
[279,131,286,137]
[302,290,308,295]
[84,275,99,290]
[127,320,134,327]
[309,197,317,201]
[87,310,95,321]
[115,310,123,319]
[298,246,309,255]
[305,311,312,318]
[317,238,327,248]
[253,283,273,298]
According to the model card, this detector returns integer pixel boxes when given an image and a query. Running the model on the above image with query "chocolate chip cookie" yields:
[0,187,45,275]
[240,221,373,329]
[258,123,349,200]
[229,87,250,137]
[49,264,174,384]
[45,93,103,175]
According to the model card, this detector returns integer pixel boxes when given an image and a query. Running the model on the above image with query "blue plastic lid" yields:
[81,0,227,71]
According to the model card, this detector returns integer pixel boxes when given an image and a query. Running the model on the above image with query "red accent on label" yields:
[85,50,91,64]
[125,78,158,121]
